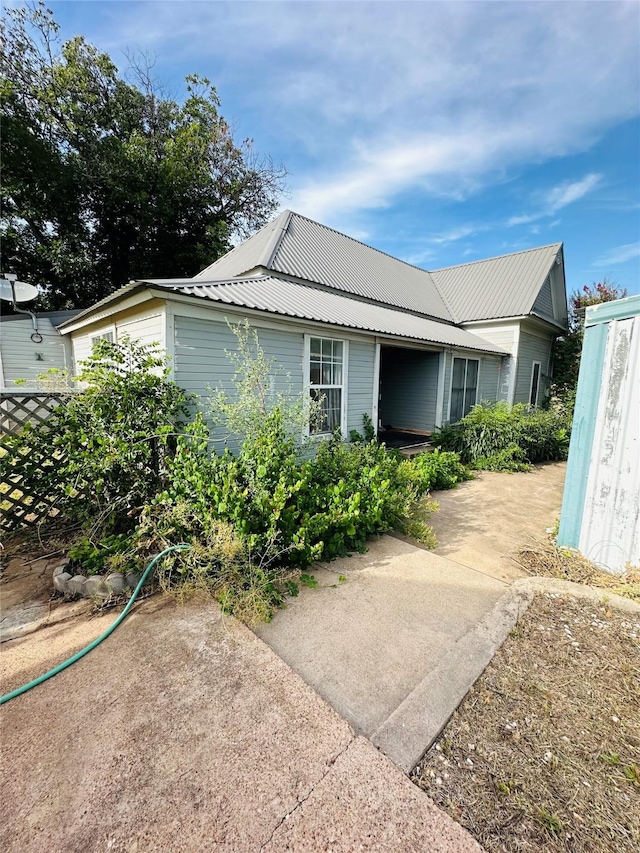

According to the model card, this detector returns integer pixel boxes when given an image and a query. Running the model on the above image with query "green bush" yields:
[1,337,189,533]
[406,449,471,492]
[432,402,570,470]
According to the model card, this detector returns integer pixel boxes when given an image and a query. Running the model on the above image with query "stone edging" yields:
[52,559,145,600]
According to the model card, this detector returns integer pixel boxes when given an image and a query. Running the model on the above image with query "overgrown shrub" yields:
[405,448,472,492]
[433,402,570,470]
[1,337,189,532]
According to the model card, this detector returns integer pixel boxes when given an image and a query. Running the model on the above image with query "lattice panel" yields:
[0,393,77,530]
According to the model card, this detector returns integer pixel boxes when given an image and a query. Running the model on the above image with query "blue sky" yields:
[49,0,640,295]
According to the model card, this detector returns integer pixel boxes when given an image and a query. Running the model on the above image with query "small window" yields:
[450,357,479,422]
[90,330,115,346]
[529,361,541,407]
[308,336,345,434]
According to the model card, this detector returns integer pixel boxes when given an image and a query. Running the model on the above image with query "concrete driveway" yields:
[0,598,481,853]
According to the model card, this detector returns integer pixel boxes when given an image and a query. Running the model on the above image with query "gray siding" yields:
[514,330,553,404]
[441,351,452,424]
[479,356,502,403]
[173,315,304,452]
[379,348,439,432]
[1,316,73,389]
[533,276,554,319]
[346,339,376,434]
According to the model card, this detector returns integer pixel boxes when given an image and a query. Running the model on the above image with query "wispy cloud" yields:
[73,0,640,230]
[594,243,640,266]
[508,173,602,227]
[546,174,602,212]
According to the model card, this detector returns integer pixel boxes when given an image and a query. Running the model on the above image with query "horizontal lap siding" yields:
[514,331,552,404]
[71,308,164,371]
[533,277,554,320]
[380,348,439,432]
[479,356,502,403]
[173,315,304,453]
[347,340,376,434]
[1,318,72,388]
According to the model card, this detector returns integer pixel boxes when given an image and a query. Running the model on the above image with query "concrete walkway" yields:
[0,599,481,852]
[430,462,567,582]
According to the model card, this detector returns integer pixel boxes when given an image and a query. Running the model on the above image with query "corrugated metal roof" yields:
[196,211,454,322]
[195,210,291,280]
[430,243,562,323]
[143,275,507,354]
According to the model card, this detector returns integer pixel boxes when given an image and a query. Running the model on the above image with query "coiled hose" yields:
[0,543,189,706]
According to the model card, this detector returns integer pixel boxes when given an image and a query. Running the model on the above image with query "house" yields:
[0,309,80,390]
[56,210,568,444]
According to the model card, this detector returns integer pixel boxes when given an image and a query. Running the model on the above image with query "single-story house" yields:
[56,210,569,442]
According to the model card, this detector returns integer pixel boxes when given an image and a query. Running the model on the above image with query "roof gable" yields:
[430,243,563,323]
[197,210,454,323]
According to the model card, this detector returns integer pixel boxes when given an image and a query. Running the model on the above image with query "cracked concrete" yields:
[1,597,481,852]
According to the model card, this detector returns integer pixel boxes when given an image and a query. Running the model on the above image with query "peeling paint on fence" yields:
[558,295,640,575]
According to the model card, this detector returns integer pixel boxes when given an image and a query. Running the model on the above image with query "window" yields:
[529,361,541,407]
[90,330,115,346]
[308,336,345,434]
[449,357,479,422]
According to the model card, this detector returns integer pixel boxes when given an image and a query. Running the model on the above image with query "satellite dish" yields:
[0,278,39,303]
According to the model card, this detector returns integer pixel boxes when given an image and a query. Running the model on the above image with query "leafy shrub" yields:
[406,449,471,492]
[349,413,376,443]
[0,337,189,533]
[432,402,570,470]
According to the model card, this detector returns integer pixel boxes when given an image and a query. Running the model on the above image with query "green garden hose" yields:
[0,543,190,706]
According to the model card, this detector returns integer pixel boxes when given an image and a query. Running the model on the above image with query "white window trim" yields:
[447,355,480,423]
[529,360,542,407]
[304,333,349,438]
[90,325,117,347]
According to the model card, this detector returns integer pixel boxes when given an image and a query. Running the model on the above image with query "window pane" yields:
[530,363,540,406]
[310,338,321,355]
[310,363,321,384]
[322,339,333,357]
[310,388,342,434]
[463,359,479,417]
[333,341,343,362]
[322,363,333,384]
[332,363,342,385]
[450,358,466,422]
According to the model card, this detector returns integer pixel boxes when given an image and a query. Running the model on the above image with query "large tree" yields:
[1,2,286,310]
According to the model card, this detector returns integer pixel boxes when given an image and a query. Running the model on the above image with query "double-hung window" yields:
[449,357,479,422]
[308,336,345,435]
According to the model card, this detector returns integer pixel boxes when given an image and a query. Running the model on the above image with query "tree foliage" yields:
[1,1,286,310]
[552,279,628,397]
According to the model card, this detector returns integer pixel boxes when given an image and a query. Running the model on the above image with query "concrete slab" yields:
[429,462,566,582]
[0,598,482,852]
[265,736,483,852]
[256,536,506,742]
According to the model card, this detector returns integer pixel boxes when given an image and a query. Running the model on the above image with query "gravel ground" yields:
[412,593,640,852]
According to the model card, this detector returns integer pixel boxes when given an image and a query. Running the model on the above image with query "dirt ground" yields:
[412,593,640,852]
[428,462,566,582]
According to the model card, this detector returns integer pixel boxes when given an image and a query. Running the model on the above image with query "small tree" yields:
[552,279,628,402]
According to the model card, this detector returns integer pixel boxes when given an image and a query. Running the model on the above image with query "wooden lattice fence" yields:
[0,392,77,530]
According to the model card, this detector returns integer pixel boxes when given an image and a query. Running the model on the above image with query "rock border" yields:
[52,559,144,600]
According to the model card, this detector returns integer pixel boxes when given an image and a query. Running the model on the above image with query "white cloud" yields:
[594,243,640,266]
[59,0,639,229]
[508,174,602,227]
[546,174,602,212]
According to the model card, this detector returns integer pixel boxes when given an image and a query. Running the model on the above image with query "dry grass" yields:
[412,594,640,852]
[517,540,640,604]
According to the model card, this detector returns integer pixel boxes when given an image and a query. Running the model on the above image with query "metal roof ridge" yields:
[430,241,563,274]
[282,211,443,283]
[263,209,294,268]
